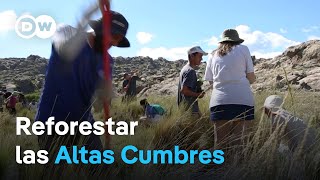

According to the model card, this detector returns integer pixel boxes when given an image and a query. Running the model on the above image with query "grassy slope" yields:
[0,91,319,179]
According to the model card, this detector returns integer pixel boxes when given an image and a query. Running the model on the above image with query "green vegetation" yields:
[25,92,41,102]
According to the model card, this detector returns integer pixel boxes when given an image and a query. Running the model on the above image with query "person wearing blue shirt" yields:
[36,11,130,153]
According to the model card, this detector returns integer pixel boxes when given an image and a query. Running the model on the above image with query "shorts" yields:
[210,104,254,121]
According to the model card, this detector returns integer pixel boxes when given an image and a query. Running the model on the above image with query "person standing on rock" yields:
[204,29,256,150]
[177,46,207,117]
[122,72,139,102]
[35,6,130,153]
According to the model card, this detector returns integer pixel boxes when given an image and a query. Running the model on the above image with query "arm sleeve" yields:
[204,56,214,81]
[52,25,88,61]
[241,46,254,73]
[182,70,197,89]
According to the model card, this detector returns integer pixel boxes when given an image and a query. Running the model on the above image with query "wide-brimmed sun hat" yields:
[219,29,244,43]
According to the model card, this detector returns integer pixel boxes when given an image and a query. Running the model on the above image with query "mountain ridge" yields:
[1,40,319,95]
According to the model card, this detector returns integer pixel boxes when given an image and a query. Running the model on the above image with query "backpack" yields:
[151,104,165,115]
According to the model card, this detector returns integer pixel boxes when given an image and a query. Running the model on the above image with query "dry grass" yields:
[0,90,320,179]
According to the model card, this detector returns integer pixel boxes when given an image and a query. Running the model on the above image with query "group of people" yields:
[0,90,38,114]
[177,29,256,149]
[0,90,19,114]
[177,29,316,151]
[31,1,314,172]
[120,72,166,122]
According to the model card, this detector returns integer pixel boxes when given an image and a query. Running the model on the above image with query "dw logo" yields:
[15,15,57,39]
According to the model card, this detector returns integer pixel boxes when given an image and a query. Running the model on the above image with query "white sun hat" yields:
[263,95,284,112]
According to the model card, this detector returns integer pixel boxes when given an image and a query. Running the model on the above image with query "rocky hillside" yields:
[0,55,47,93]
[1,40,320,96]
[253,40,320,92]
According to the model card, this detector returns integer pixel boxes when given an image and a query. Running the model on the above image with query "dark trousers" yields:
[7,107,16,114]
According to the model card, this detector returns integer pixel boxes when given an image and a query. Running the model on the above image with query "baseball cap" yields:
[263,95,284,112]
[188,46,208,56]
[89,11,130,48]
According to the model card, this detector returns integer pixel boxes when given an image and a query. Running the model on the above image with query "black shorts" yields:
[210,104,254,121]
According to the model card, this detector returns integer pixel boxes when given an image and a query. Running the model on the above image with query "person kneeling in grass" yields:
[139,98,165,123]
[263,95,318,152]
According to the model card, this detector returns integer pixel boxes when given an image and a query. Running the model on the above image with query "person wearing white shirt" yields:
[204,29,256,149]
[28,100,38,111]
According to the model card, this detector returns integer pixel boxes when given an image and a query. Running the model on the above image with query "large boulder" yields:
[14,77,37,93]
[254,40,320,92]
[280,40,320,67]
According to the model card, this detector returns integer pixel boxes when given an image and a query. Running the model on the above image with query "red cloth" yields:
[7,96,17,108]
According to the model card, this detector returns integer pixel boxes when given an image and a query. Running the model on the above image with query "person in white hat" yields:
[263,95,317,152]
[177,46,208,117]
[263,95,284,115]
[204,29,256,149]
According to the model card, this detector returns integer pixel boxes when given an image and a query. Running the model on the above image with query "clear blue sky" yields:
[1,0,319,60]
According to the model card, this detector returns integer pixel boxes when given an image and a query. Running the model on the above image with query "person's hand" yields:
[79,0,101,28]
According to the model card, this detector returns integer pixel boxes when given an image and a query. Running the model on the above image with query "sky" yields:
[0,0,320,61]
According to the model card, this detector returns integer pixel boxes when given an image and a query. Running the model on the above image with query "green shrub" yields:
[25,92,41,102]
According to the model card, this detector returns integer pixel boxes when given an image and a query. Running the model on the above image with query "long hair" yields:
[216,41,241,57]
